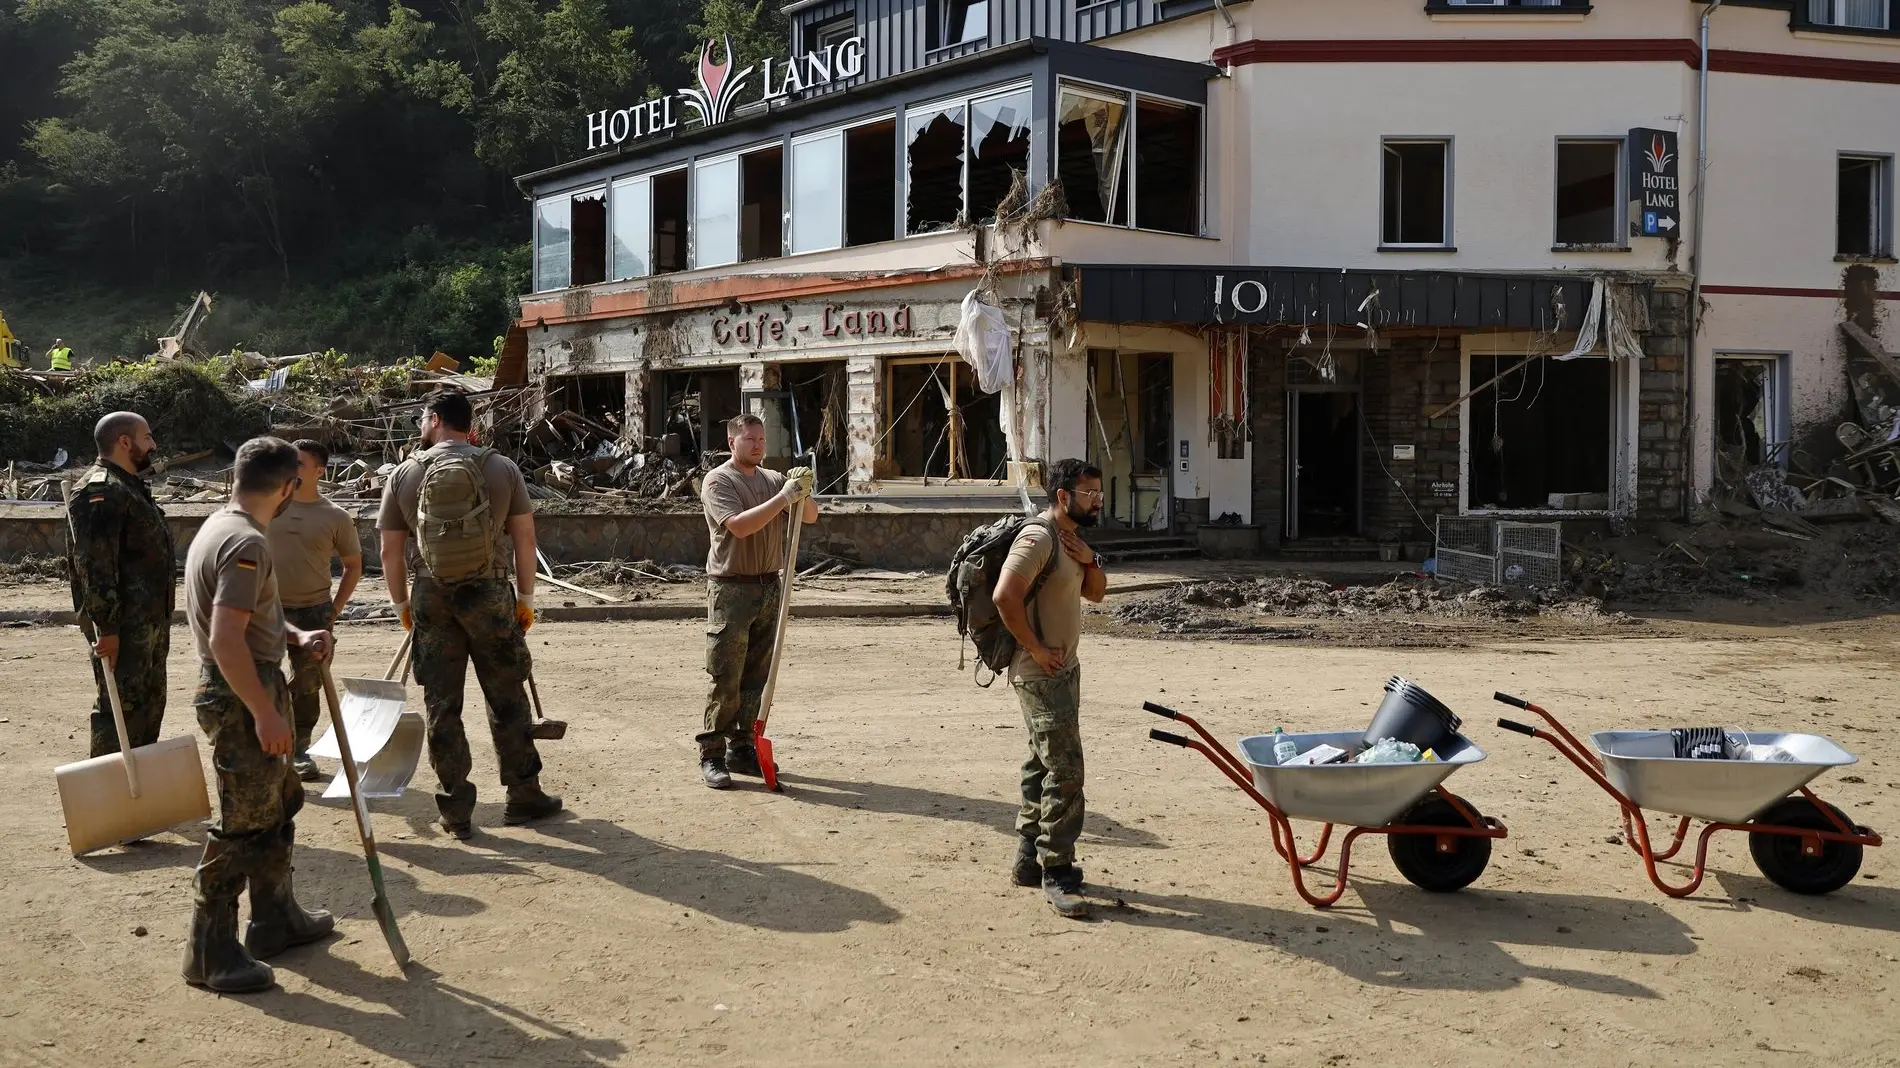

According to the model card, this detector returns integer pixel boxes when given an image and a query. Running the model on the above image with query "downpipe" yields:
[1687,0,1726,519]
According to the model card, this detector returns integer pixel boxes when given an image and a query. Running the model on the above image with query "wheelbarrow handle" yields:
[1149,729,1193,747]
[1496,718,1539,737]
[1493,692,1532,710]
[1143,701,1180,719]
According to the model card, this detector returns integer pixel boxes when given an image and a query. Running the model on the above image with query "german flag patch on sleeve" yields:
[235,558,258,571]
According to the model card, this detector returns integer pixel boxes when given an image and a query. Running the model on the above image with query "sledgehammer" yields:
[528,672,566,740]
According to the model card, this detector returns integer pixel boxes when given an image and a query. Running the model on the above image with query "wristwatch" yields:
[1089,552,1107,571]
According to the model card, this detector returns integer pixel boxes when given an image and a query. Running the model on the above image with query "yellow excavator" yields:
[0,309,19,369]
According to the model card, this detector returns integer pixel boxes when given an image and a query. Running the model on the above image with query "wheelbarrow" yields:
[1145,702,1508,908]
[1494,692,1883,897]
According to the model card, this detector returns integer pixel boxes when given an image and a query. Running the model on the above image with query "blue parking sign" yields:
[1644,211,1659,235]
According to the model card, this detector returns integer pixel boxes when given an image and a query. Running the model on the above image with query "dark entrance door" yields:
[1287,390,1361,539]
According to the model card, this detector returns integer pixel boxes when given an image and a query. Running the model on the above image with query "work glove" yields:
[784,466,815,503]
[393,599,412,631]
[516,591,536,633]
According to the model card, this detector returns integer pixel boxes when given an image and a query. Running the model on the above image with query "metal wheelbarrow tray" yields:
[1145,702,1508,908]
[1495,692,1882,897]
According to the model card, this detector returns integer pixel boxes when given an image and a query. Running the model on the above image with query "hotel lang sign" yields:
[1628,127,1680,239]
[584,34,865,151]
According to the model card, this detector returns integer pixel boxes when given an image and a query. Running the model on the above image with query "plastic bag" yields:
[953,291,1013,394]
[1355,738,1423,764]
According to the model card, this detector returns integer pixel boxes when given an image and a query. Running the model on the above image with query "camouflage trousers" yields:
[412,576,542,824]
[697,578,781,757]
[283,603,333,753]
[192,662,303,903]
[1014,668,1086,869]
[83,615,171,759]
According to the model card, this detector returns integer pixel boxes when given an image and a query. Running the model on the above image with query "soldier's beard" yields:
[132,446,156,473]
[1065,501,1100,528]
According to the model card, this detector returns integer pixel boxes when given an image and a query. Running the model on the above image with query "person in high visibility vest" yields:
[48,339,73,372]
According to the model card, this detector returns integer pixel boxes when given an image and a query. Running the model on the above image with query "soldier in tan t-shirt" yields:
[375,390,562,839]
[695,413,817,789]
[992,459,1109,919]
[268,439,363,780]
[180,437,335,995]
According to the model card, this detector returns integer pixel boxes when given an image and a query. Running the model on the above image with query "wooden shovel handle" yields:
[100,662,140,797]
[383,631,414,681]
[753,512,804,734]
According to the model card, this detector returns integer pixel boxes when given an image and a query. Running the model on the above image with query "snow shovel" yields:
[55,658,213,855]
[311,635,422,799]
[751,505,806,793]
[319,664,411,970]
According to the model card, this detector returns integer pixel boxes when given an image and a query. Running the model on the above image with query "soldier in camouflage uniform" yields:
[67,411,176,757]
[991,459,1108,919]
[378,392,561,838]
[182,437,335,994]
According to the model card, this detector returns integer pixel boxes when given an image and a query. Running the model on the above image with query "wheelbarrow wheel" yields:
[1748,797,1863,895]
[1387,796,1491,893]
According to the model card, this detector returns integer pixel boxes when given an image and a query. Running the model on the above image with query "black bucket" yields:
[1363,676,1461,752]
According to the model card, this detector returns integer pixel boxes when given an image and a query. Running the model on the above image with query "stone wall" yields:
[1638,282,1691,516]
[0,503,1011,571]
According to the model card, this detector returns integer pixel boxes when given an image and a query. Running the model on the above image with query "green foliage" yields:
[0,360,271,460]
[683,0,788,76]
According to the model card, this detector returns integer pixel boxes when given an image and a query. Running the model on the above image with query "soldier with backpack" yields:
[951,459,1107,918]
[376,392,563,839]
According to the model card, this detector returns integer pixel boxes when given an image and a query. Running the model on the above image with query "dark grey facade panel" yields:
[1045,40,1211,103]
[1074,266,1596,332]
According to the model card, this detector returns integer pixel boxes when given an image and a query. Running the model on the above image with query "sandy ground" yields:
[1,610,1897,1068]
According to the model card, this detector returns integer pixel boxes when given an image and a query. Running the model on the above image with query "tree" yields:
[682,0,787,77]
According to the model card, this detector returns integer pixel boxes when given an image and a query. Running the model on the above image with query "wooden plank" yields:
[1841,320,1900,389]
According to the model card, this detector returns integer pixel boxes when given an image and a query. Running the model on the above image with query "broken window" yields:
[654,370,742,464]
[1382,139,1450,246]
[845,119,897,245]
[968,89,1032,224]
[610,175,650,280]
[693,155,740,268]
[533,195,571,292]
[1839,154,1890,258]
[1810,0,1889,30]
[1134,97,1200,235]
[1467,355,1612,510]
[1057,87,1128,226]
[906,100,966,234]
[570,190,607,286]
[652,169,689,273]
[884,358,1007,479]
[741,145,785,261]
[1715,356,1786,472]
[1555,139,1621,246]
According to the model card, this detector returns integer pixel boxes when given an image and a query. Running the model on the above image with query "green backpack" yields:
[415,446,495,582]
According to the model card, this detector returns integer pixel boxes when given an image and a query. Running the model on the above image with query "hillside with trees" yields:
[0,0,785,364]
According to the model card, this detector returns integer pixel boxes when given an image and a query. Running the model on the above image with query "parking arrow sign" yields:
[1629,128,1681,239]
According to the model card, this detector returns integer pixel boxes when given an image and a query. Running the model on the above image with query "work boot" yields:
[1010,839,1040,888]
[438,816,474,841]
[182,899,275,994]
[700,754,732,790]
[1042,864,1090,919]
[244,823,334,959]
[502,780,565,825]
[726,740,763,778]
[292,752,321,782]
[437,782,475,840]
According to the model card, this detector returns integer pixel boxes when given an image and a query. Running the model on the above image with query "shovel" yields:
[310,634,422,799]
[55,658,213,855]
[751,505,806,793]
[318,664,411,970]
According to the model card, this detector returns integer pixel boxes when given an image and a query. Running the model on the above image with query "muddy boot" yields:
[292,752,321,782]
[182,899,275,993]
[726,739,763,778]
[700,753,732,790]
[1042,864,1090,919]
[244,822,334,959]
[437,782,475,840]
[503,779,565,825]
[1011,839,1040,888]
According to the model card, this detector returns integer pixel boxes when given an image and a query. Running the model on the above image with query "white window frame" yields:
[1457,339,1637,517]
[1381,137,1455,249]
[901,81,1031,239]
[1713,352,1793,469]
[1552,136,1627,249]
[1838,152,1893,259]
[1810,0,1891,30]
[532,183,605,293]
[690,140,781,270]
[812,13,858,55]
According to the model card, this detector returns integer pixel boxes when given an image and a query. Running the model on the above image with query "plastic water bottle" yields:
[1272,727,1298,765]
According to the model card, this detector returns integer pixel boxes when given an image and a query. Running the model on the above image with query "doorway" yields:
[1085,350,1174,529]
[1287,390,1362,539]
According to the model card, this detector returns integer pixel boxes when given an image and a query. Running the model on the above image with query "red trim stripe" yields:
[1703,284,1900,300]
[1212,39,1900,86]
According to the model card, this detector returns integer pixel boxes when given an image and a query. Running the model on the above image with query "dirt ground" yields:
[2,608,1897,1068]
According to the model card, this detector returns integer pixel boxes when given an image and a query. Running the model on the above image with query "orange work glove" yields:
[393,600,412,631]
[515,592,536,633]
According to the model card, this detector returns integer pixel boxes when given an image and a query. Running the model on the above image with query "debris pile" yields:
[1564,518,1900,607]
[1115,576,1616,635]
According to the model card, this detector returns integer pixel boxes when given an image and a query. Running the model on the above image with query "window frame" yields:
[788,112,894,255]
[810,12,859,55]
[1379,136,1455,250]
[608,165,688,281]
[900,81,1033,240]
[532,183,607,293]
[1054,78,1207,238]
[1551,136,1628,251]
[1838,152,1894,261]
[1458,345,1634,516]
[1713,351,1794,472]
[1806,0,1892,32]
[938,0,990,48]
[689,140,783,270]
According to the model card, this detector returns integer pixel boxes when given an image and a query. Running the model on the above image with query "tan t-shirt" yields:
[186,507,288,665]
[702,461,788,577]
[376,441,533,578]
[1002,520,1083,681]
[269,497,361,609]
